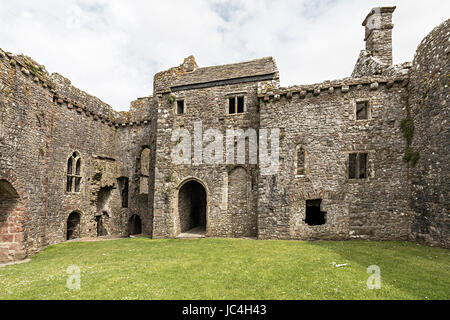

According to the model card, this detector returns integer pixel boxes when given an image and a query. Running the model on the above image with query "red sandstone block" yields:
[13,225,24,233]
[13,234,23,243]
[0,248,9,260]
[1,234,14,242]
[8,243,18,250]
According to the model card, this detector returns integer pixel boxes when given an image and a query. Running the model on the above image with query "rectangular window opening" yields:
[177,100,185,114]
[356,101,369,120]
[348,152,368,179]
[305,199,326,226]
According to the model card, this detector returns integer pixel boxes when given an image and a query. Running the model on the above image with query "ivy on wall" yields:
[401,92,420,167]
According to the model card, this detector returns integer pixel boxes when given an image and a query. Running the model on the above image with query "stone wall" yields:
[0,49,154,258]
[258,77,411,241]
[152,57,278,238]
[408,19,450,247]
[0,179,26,262]
[152,82,263,238]
[115,97,156,237]
[1,50,62,255]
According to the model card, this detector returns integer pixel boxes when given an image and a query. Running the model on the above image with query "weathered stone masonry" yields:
[0,6,448,262]
[0,51,156,262]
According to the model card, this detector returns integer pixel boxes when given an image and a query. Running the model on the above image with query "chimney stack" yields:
[362,6,396,65]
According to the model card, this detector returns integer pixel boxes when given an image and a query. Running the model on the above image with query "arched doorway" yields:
[128,214,142,236]
[178,180,207,234]
[0,179,24,262]
[67,212,81,240]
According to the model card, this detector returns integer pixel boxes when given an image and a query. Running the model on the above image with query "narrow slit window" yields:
[359,153,367,179]
[297,148,305,176]
[118,177,129,208]
[229,98,236,114]
[348,153,357,179]
[122,181,129,208]
[237,97,244,113]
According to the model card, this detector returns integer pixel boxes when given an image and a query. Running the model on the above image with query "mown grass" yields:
[0,238,448,300]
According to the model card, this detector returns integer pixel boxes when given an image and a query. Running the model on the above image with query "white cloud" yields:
[0,0,448,110]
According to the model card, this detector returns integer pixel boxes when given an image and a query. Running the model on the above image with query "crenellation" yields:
[258,76,407,102]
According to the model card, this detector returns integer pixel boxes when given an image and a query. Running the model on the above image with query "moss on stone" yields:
[400,119,414,146]
[168,94,176,105]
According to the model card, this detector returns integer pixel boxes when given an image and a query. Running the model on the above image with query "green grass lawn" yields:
[0,238,448,300]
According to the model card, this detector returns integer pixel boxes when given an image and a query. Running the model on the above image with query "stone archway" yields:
[66,212,81,240]
[178,179,207,234]
[0,179,25,262]
[128,214,142,236]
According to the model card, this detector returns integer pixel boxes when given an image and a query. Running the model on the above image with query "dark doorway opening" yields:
[67,212,81,240]
[305,199,326,226]
[0,180,21,262]
[128,214,142,236]
[178,180,207,233]
[96,211,109,237]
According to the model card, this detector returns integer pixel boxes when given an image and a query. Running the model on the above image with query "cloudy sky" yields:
[0,0,448,110]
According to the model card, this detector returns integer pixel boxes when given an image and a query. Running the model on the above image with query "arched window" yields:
[296,147,305,176]
[67,152,82,193]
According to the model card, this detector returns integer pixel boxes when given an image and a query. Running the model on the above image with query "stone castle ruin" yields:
[0,7,448,262]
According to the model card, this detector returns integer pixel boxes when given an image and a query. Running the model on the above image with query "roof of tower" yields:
[171,56,278,88]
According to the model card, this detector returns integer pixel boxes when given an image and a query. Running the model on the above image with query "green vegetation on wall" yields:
[401,95,420,167]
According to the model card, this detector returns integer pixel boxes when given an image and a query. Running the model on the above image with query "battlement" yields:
[0,48,152,127]
[258,75,408,102]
